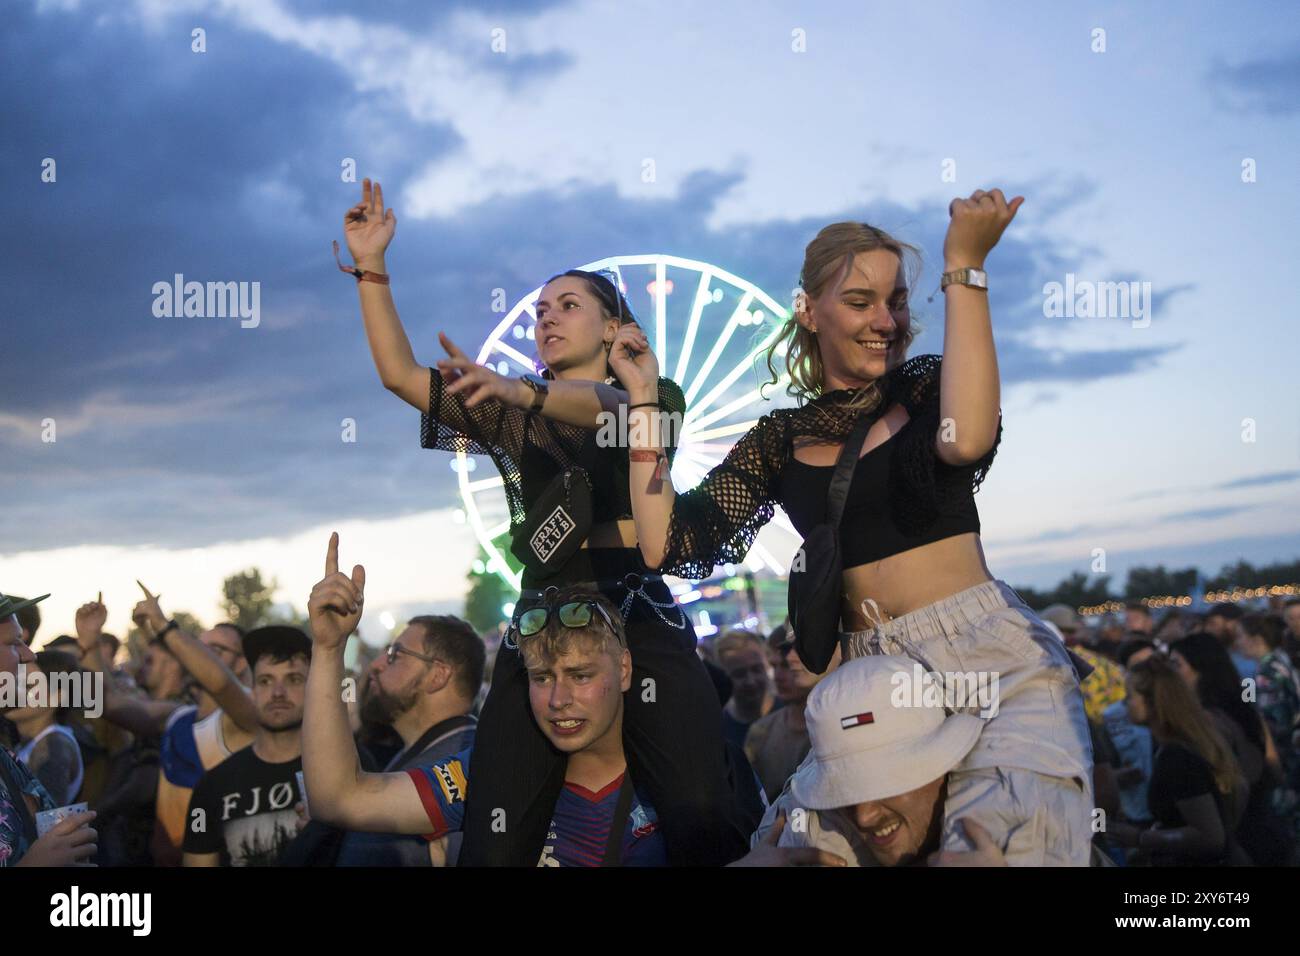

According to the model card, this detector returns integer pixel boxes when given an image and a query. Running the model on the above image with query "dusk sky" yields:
[3,0,1298,645]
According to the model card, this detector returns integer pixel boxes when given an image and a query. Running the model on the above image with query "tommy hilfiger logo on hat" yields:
[839,712,875,729]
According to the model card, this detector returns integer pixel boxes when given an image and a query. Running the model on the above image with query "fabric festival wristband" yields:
[629,448,667,480]
[333,240,390,285]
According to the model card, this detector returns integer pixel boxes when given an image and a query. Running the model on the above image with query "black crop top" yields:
[657,354,1000,580]
[419,368,686,528]
[777,416,981,568]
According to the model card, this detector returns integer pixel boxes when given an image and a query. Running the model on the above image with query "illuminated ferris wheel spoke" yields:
[654,258,668,370]
[464,474,504,493]
[673,269,714,383]
[749,540,785,576]
[688,387,773,433]
[683,291,755,406]
[485,519,512,539]
[685,327,783,428]
[683,421,757,443]
[488,340,536,370]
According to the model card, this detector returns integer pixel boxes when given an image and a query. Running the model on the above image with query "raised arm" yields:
[131,584,259,734]
[611,332,777,576]
[935,188,1022,466]
[341,178,431,412]
[75,596,181,737]
[303,533,434,835]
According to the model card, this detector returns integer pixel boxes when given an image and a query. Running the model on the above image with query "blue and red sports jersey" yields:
[539,775,668,867]
[406,747,668,867]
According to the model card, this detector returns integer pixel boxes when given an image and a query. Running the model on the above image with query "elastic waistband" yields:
[844,579,1026,646]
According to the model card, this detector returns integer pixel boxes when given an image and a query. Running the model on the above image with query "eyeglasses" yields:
[384,642,442,666]
[514,600,616,640]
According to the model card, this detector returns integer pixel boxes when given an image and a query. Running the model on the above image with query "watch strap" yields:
[940,267,988,291]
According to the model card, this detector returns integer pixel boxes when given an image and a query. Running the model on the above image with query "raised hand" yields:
[607,322,659,400]
[943,188,1024,268]
[343,177,397,268]
[437,332,531,409]
[307,532,365,651]
[132,581,168,635]
[75,593,107,651]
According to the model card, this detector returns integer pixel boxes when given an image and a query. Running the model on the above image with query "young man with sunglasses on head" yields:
[304,533,674,865]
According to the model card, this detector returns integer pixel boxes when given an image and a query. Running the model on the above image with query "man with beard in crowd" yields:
[332,615,483,866]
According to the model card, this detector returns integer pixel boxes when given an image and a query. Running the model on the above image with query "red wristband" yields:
[333,240,390,285]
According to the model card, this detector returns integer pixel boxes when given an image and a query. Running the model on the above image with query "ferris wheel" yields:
[451,254,805,591]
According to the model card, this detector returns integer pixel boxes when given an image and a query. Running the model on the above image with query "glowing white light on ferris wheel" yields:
[458,254,802,591]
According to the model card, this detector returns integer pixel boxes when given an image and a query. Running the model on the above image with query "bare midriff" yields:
[580,519,640,550]
[840,532,993,629]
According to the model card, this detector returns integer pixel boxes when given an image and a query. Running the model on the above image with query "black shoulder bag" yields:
[787,411,875,674]
[511,431,598,578]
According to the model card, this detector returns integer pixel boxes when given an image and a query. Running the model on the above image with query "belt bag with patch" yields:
[511,466,593,577]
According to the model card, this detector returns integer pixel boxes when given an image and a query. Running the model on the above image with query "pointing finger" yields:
[326,532,339,577]
[136,580,155,601]
[438,332,467,359]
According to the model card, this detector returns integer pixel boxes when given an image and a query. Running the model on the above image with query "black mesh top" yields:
[658,354,1001,580]
[419,369,687,528]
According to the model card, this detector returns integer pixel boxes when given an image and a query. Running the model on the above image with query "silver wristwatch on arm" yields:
[940,267,988,292]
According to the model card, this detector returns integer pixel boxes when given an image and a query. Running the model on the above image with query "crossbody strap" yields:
[600,769,637,867]
[824,411,877,526]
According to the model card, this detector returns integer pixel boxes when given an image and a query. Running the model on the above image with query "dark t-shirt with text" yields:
[183,746,301,866]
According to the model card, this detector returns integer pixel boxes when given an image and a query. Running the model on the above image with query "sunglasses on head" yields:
[514,600,616,640]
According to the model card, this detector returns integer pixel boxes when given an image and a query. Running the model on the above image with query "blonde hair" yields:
[712,628,765,661]
[516,587,628,668]
[763,222,923,411]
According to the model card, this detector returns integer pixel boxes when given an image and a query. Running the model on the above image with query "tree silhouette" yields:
[221,569,277,631]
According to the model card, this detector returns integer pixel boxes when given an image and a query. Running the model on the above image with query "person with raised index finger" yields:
[334,178,761,866]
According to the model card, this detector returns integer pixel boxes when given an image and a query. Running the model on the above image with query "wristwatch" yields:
[520,373,549,414]
[940,267,988,292]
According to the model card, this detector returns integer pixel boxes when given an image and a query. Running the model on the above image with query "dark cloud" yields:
[1207,50,1300,116]
[2,4,1185,556]
[1161,505,1255,523]
[1213,470,1300,491]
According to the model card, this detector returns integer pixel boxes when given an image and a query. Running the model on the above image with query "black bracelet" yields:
[156,619,179,640]
[628,401,660,411]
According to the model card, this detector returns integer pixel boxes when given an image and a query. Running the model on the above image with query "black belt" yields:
[519,573,664,601]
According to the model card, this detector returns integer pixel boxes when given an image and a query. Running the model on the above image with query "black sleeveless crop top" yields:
[776,416,981,568]
[656,355,1000,581]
